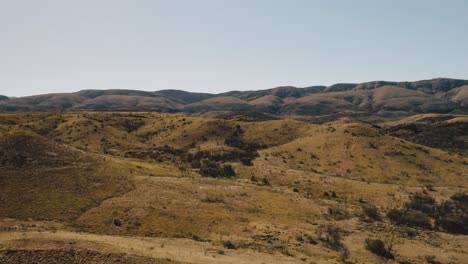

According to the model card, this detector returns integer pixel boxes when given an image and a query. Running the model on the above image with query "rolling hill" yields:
[1,78,467,116]
[0,112,467,263]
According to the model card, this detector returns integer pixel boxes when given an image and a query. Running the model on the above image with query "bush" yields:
[387,209,432,229]
[425,255,441,264]
[222,240,237,249]
[388,192,467,234]
[434,193,468,234]
[261,178,270,186]
[327,206,349,221]
[450,192,468,213]
[320,225,343,250]
[365,239,394,259]
[223,125,261,166]
[222,164,236,177]
[406,193,436,216]
[304,234,318,245]
[199,160,236,178]
[113,218,122,227]
[362,205,381,221]
[201,196,225,203]
[190,159,201,168]
[240,157,254,166]
[436,213,467,235]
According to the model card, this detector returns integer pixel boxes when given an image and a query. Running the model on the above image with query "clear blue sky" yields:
[1,0,467,97]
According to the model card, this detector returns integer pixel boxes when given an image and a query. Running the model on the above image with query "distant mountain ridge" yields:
[1,78,467,116]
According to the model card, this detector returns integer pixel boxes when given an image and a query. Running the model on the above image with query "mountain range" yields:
[1,78,467,116]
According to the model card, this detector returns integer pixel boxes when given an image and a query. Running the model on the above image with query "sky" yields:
[1,0,467,97]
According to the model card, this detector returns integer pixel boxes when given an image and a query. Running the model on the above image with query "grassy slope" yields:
[0,112,467,263]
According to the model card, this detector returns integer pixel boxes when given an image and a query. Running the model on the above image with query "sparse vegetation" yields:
[0,112,466,264]
[387,192,468,234]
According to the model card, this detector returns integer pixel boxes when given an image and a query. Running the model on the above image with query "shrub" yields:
[222,240,237,249]
[433,193,468,234]
[190,160,201,168]
[240,157,254,166]
[201,196,225,203]
[362,205,381,221]
[450,192,468,211]
[436,213,467,235]
[113,218,122,227]
[387,209,432,229]
[222,164,236,177]
[223,125,261,166]
[365,238,394,259]
[199,160,236,178]
[320,225,343,250]
[304,234,318,245]
[405,193,436,215]
[388,192,467,234]
[295,234,304,242]
[425,255,441,264]
[328,206,349,220]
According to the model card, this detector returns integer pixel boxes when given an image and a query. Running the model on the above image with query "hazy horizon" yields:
[2,0,468,97]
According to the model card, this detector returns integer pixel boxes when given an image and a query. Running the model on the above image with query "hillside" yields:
[383,114,468,155]
[0,112,467,263]
[1,78,467,116]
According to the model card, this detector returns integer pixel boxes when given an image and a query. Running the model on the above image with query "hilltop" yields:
[1,78,467,116]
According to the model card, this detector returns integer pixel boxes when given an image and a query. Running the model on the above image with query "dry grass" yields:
[0,112,467,263]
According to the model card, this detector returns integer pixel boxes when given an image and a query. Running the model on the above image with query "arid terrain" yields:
[0,108,466,263]
[1,78,467,116]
